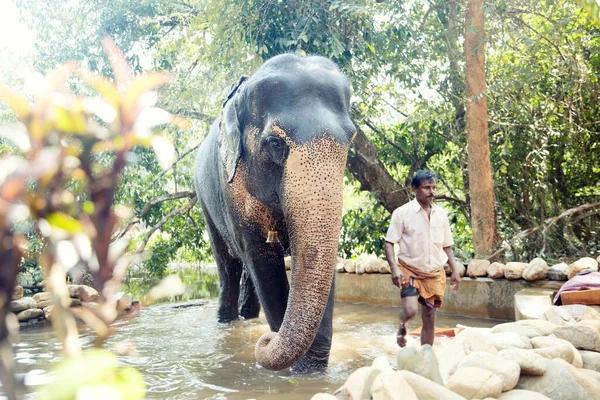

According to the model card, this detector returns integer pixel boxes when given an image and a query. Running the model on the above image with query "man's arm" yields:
[443,246,460,291]
[385,241,403,288]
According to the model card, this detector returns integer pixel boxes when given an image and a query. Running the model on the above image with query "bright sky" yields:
[0,1,35,53]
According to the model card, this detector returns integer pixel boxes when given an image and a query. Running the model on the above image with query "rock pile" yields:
[312,307,600,399]
[288,254,600,283]
[8,285,132,326]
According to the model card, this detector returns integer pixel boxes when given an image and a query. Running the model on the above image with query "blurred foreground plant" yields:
[0,38,187,400]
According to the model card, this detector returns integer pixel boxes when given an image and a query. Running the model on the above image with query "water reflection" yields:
[8,301,500,399]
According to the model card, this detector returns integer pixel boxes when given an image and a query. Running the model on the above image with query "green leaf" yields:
[46,212,84,233]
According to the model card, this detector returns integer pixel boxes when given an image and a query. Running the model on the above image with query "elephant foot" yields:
[239,306,260,320]
[290,356,328,374]
[217,308,239,323]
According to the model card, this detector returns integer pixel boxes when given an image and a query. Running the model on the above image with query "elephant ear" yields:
[218,76,248,183]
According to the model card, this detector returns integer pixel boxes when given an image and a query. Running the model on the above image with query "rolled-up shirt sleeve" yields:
[385,208,404,244]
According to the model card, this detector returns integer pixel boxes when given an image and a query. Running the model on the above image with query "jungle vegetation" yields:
[2,0,600,280]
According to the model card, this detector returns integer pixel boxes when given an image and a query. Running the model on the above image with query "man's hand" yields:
[391,265,404,288]
[450,269,460,292]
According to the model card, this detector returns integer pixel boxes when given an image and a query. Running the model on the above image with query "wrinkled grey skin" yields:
[194,53,355,372]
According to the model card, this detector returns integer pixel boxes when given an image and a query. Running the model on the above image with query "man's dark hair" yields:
[411,169,438,188]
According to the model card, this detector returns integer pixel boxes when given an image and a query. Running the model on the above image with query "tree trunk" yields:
[346,123,411,214]
[464,0,496,257]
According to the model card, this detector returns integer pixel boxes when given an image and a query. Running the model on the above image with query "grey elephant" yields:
[193,53,355,372]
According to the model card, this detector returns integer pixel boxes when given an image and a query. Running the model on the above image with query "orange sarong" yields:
[397,258,446,308]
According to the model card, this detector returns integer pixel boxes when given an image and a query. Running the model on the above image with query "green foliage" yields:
[38,349,145,400]
[340,199,389,259]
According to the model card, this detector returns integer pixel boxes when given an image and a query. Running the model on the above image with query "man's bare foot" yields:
[396,323,407,347]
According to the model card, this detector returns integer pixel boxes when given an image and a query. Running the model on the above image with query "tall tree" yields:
[464,0,496,257]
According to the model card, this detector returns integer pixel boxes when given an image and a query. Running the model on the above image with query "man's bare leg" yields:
[397,295,418,347]
[420,305,437,346]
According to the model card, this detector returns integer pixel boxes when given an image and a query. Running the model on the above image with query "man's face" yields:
[413,179,437,206]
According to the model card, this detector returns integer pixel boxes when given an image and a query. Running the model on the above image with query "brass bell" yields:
[266,230,280,244]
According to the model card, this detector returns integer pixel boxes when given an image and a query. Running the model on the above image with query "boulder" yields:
[335,259,346,273]
[515,319,558,336]
[377,259,391,274]
[364,257,381,274]
[355,254,378,274]
[497,389,551,399]
[370,371,418,400]
[554,358,600,400]
[372,356,393,372]
[43,305,53,320]
[467,259,490,278]
[580,306,600,321]
[539,304,593,326]
[504,262,528,280]
[344,259,356,274]
[67,285,99,302]
[12,286,23,300]
[498,349,547,376]
[569,257,599,279]
[488,262,506,279]
[32,292,52,303]
[16,308,43,321]
[310,394,337,400]
[333,366,381,400]
[547,263,570,281]
[438,329,498,380]
[522,258,548,281]
[447,367,503,399]
[580,350,600,373]
[36,300,53,309]
[491,322,539,339]
[396,344,443,385]
[554,323,600,352]
[488,332,532,351]
[530,336,579,365]
[457,352,521,392]
[396,370,465,400]
[516,359,589,399]
[114,292,133,312]
[10,297,37,313]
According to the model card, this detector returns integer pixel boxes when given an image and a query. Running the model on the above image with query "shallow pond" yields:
[8,300,500,399]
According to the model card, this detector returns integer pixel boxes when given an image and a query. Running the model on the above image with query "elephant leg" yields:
[238,266,260,319]
[204,214,242,323]
[290,278,335,373]
[245,246,289,332]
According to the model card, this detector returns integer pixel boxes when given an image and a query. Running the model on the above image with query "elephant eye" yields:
[263,136,288,165]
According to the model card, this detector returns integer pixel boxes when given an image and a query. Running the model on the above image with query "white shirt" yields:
[385,199,454,273]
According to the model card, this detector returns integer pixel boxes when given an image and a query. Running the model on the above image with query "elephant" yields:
[193,53,355,372]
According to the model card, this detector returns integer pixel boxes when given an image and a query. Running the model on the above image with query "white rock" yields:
[372,356,393,372]
[16,308,43,321]
[467,259,490,278]
[498,349,548,376]
[438,329,498,381]
[569,257,599,279]
[554,358,600,400]
[370,371,418,400]
[580,350,600,372]
[310,394,337,400]
[516,359,588,399]
[447,367,503,399]
[344,259,356,273]
[12,286,23,300]
[10,297,37,313]
[396,370,465,400]
[491,322,539,338]
[333,366,381,400]
[396,344,443,385]
[32,292,52,303]
[522,258,548,281]
[547,263,569,281]
[515,319,558,336]
[67,285,99,302]
[554,324,600,352]
[498,389,551,399]
[489,332,532,350]
[457,351,521,392]
[504,262,528,280]
[488,262,505,279]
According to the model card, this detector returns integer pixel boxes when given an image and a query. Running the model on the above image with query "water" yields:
[8,301,500,399]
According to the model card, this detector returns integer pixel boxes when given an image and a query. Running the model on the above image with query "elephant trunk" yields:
[255,136,347,371]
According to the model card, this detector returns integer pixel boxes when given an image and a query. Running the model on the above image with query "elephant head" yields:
[218,54,355,370]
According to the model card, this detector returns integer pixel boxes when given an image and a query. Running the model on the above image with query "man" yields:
[384,169,460,347]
